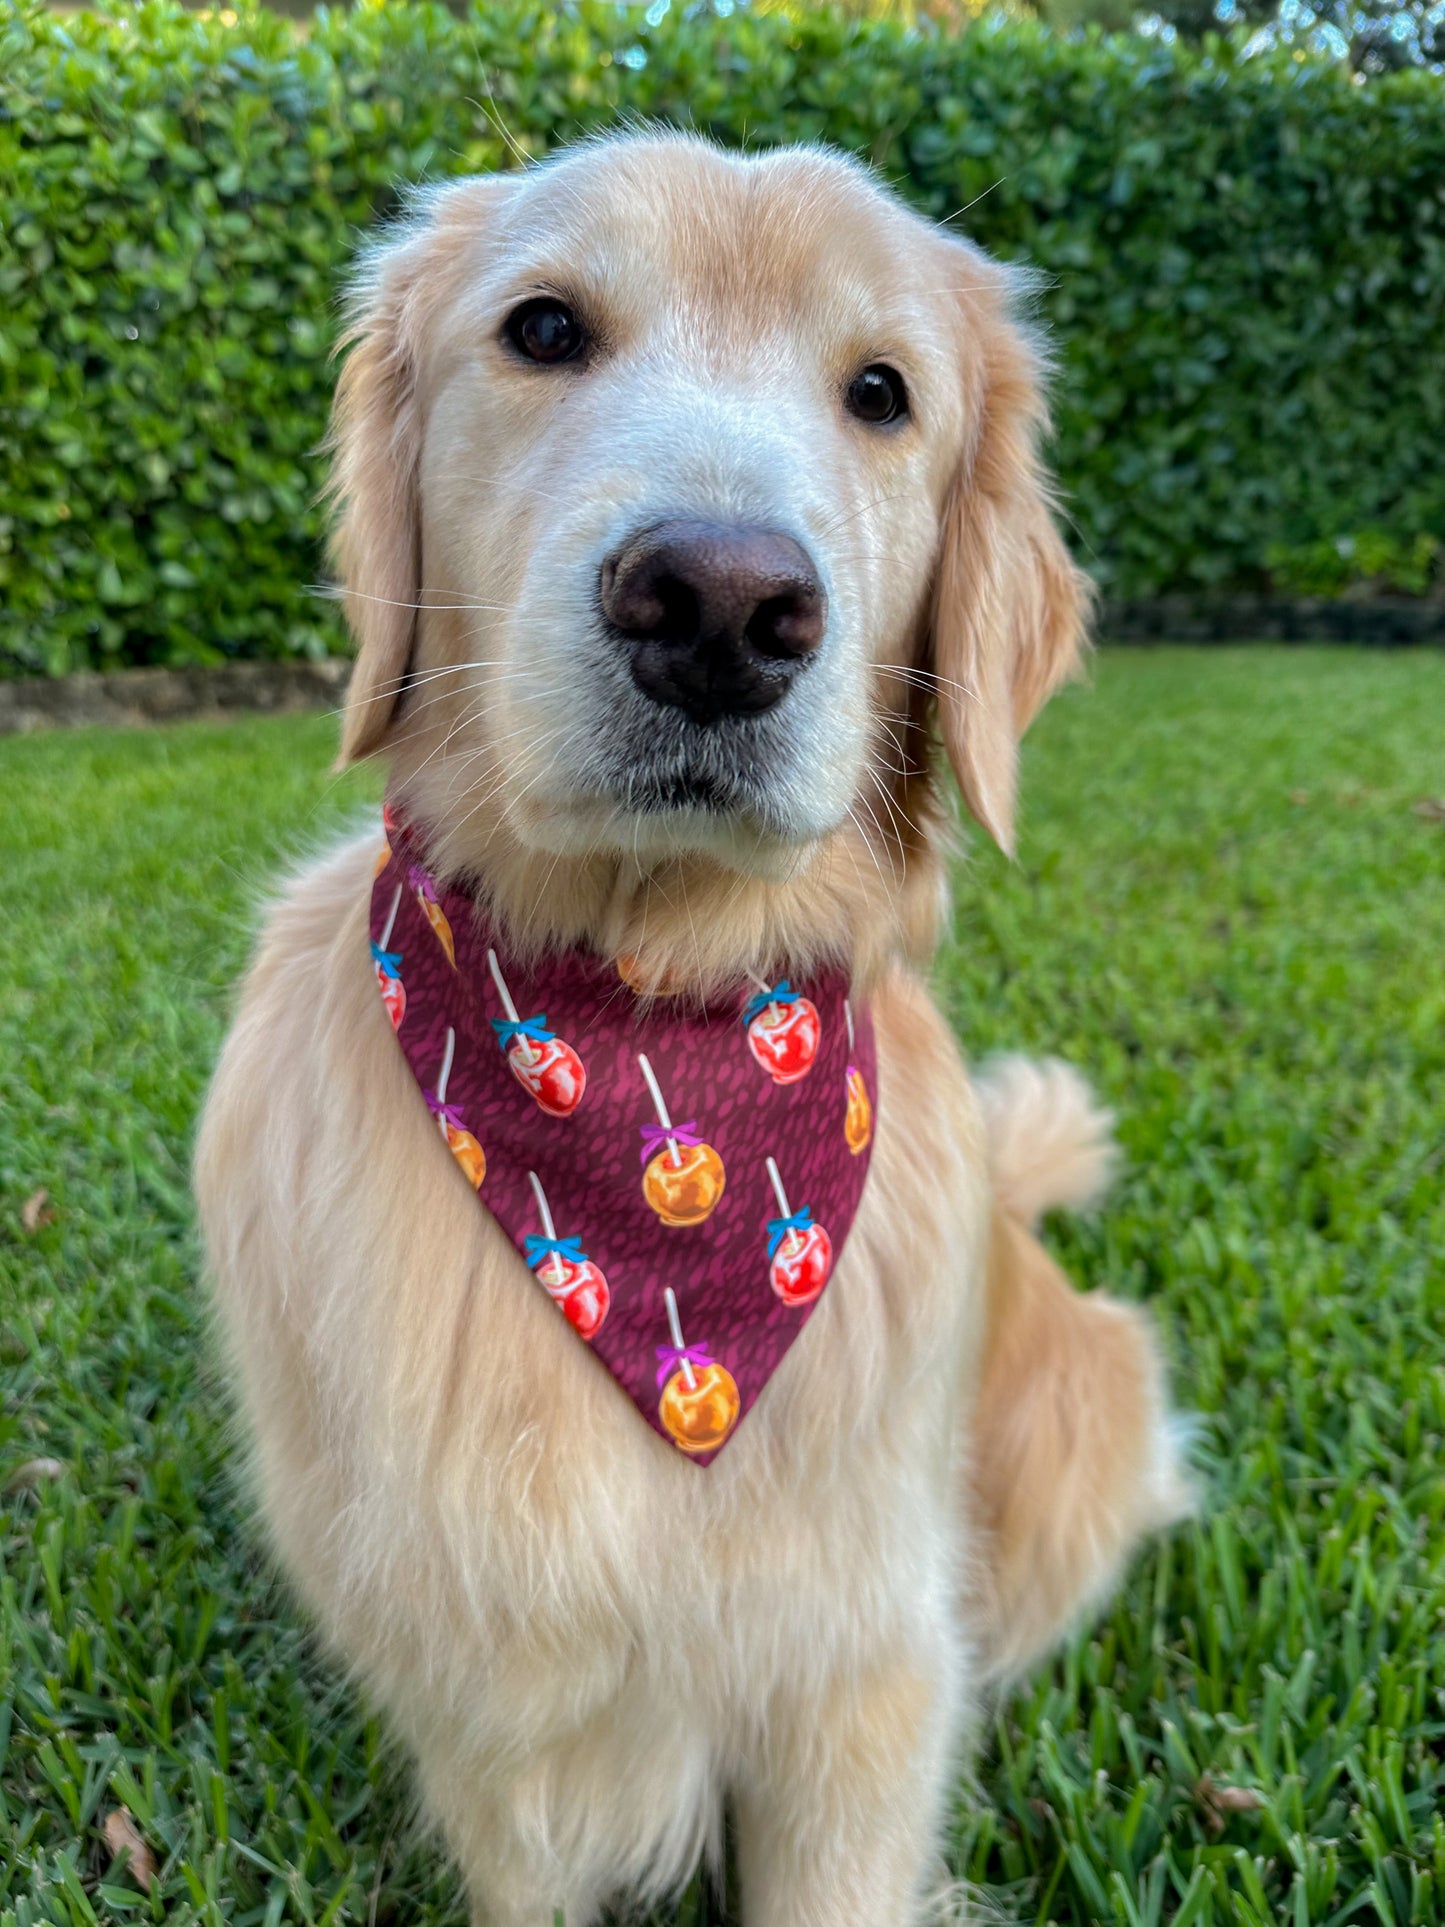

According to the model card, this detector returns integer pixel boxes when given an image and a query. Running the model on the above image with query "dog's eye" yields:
[504,298,586,366]
[846,364,908,426]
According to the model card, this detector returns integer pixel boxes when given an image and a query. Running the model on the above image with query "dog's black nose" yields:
[600,519,826,724]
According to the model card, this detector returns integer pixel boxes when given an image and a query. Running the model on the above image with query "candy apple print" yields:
[764,1156,832,1307]
[743,978,821,1085]
[425,1027,485,1189]
[524,1170,609,1341]
[374,802,400,878]
[371,884,406,1030]
[486,949,586,1118]
[617,952,685,998]
[636,1054,725,1227]
[843,999,872,1155]
[656,1287,739,1456]
[409,863,455,967]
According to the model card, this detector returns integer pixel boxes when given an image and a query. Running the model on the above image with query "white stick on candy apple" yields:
[410,863,456,967]
[371,885,406,1030]
[637,1053,726,1228]
[842,997,872,1154]
[524,1170,609,1341]
[486,947,586,1118]
[764,1155,831,1307]
[657,1286,739,1456]
[428,1026,485,1189]
[742,971,821,1086]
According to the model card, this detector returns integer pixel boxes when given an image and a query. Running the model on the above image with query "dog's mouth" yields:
[585,698,796,828]
[628,768,736,815]
[522,646,844,860]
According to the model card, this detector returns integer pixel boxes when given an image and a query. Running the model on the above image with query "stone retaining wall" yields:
[0,659,351,736]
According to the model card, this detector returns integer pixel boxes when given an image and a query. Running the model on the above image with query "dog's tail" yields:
[975,1053,1118,1228]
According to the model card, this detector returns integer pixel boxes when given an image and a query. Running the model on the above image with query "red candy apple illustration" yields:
[524,1170,609,1341]
[656,1286,739,1456]
[409,861,456,967]
[424,1026,485,1189]
[637,1053,726,1227]
[742,976,821,1085]
[764,1155,832,1307]
[843,998,872,1155]
[371,884,406,1030]
[486,948,586,1117]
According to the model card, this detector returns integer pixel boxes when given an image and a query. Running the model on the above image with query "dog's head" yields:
[330,134,1087,959]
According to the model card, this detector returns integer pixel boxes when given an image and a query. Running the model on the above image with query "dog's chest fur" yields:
[199,831,990,1818]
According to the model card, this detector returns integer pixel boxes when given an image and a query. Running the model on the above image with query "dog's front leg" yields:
[415,1684,720,1927]
[418,1768,601,1927]
[732,1648,956,1927]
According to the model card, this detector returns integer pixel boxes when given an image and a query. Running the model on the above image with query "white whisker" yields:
[312,584,526,616]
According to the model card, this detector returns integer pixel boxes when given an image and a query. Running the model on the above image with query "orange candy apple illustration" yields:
[637,1053,725,1227]
[408,862,455,967]
[371,884,406,1031]
[843,999,872,1155]
[374,802,399,879]
[764,1155,832,1307]
[617,953,685,998]
[656,1287,739,1456]
[524,1170,609,1342]
[742,977,821,1085]
[425,1026,485,1189]
[486,948,586,1118]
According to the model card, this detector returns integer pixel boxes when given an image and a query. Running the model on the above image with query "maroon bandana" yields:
[368,807,877,1464]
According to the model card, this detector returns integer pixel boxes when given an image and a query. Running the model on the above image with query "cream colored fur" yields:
[976,1054,1120,1230]
[195,133,1186,1926]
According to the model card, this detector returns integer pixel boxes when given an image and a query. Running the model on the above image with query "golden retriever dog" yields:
[196,134,1188,1926]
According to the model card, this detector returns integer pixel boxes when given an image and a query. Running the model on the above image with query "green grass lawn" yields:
[2,647,1443,1927]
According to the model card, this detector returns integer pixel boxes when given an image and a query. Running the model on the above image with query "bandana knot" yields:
[638,1121,703,1165]
[766,1206,816,1259]
[742,979,799,1025]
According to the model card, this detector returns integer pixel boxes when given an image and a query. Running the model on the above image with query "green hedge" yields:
[3,0,1443,674]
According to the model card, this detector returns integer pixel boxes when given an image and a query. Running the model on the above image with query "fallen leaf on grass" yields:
[1195,1775,1264,1832]
[1412,797,1445,822]
[103,1808,156,1891]
[1213,1785,1263,1811]
[6,1457,66,1490]
[20,1188,55,1232]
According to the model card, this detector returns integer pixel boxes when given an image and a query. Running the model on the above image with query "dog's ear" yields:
[927,256,1092,856]
[327,184,501,765]
[327,219,433,764]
